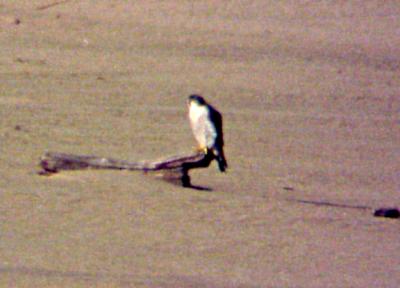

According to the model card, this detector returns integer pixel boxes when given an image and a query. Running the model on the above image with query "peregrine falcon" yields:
[188,94,228,172]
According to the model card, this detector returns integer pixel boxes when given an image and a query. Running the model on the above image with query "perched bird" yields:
[188,94,228,172]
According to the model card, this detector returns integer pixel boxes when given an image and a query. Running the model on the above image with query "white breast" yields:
[188,102,216,149]
[189,102,207,123]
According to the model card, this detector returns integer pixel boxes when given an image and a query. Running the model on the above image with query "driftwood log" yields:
[39,151,215,187]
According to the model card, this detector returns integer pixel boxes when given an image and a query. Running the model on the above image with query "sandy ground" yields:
[0,1,399,287]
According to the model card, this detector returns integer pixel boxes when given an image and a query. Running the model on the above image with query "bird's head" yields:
[188,94,207,106]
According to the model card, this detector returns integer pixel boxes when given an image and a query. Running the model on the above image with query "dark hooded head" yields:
[188,94,207,105]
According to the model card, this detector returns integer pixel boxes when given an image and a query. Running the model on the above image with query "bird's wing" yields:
[208,106,223,148]
[208,106,227,171]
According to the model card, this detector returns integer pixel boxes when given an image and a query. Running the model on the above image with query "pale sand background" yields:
[0,1,399,287]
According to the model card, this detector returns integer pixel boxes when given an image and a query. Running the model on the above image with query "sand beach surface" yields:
[0,1,399,287]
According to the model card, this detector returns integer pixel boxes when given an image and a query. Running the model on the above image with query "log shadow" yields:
[183,183,212,191]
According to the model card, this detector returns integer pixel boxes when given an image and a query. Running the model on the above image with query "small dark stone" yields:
[373,208,400,219]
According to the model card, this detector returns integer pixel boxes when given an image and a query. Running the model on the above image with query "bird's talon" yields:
[194,147,208,154]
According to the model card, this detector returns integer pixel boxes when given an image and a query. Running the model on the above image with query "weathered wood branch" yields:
[39,151,215,187]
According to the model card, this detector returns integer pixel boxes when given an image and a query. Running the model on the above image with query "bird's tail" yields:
[216,151,227,172]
